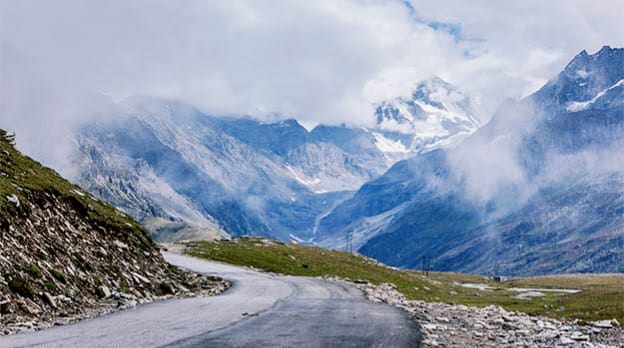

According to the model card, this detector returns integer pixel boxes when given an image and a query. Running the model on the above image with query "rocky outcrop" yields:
[0,130,228,335]
[357,282,623,348]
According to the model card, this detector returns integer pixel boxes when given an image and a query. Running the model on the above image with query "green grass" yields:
[186,237,624,323]
[27,264,43,279]
[0,129,152,248]
[49,269,67,284]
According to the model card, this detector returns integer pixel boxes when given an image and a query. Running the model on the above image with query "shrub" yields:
[49,269,67,284]
[27,264,43,279]
[7,274,35,299]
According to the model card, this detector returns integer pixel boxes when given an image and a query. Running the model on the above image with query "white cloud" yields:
[411,0,624,99]
[1,0,622,168]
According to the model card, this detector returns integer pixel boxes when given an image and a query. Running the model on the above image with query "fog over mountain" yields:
[2,1,623,172]
[1,1,622,276]
[318,47,624,275]
[70,77,479,242]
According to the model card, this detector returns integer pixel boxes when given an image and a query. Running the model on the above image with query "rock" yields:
[422,338,439,346]
[560,336,575,345]
[591,320,613,328]
[352,281,624,348]
[5,194,20,207]
[98,286,112,299]
[570,332,589,341]
[422,323,438,331]
[131,272,150,284]
[42,293,57,309]
[113,240,128,249]
[491,318,505,326]
[436,316,450,323]
[502,322,519,331]
[502,315,514,322]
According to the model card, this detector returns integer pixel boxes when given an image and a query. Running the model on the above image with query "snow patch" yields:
[413,100,444,115]
[286,166,321,187]
[370,132,409,154]
[567,79,624,112]
[289,233,303,243]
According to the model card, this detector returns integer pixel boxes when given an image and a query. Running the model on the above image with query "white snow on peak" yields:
[413,100,444,114]
[370,132,409,154]
[567,79,624,112]
[375,78,481,153]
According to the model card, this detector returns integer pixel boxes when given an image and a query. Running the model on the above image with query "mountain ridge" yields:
[319,46,624,275]
[71,77,477,243]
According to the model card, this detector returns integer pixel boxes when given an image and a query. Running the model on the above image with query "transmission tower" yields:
[346,229,353,253]
[422,256,431,276]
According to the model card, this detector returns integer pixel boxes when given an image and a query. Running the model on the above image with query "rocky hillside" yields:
[0,130,228,335]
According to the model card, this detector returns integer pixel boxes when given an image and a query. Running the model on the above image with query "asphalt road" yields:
[1,252,420,347]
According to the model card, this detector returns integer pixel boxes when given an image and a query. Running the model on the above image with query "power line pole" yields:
[346,230,353,253]
[422,256,431,276]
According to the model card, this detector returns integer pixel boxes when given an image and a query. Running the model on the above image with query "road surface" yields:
[1,252,420,347]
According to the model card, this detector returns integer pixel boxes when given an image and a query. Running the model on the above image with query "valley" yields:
[1,2,622,347]
[62,47,624,278]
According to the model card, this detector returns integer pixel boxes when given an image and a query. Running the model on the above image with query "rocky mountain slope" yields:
[71,78,477,243]
[0,130,227,335]
[317,46,624,275]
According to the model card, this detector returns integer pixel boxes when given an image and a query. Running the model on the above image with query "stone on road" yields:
[1,252,420,347]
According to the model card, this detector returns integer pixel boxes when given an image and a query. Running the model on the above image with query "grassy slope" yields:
[0,130,151,247]
[186,237,623,323]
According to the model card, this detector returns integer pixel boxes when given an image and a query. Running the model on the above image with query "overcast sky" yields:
[2,0,623,139]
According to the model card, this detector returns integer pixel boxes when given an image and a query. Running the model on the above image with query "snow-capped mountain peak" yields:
[372,77,481,157]
[533,46,624,113]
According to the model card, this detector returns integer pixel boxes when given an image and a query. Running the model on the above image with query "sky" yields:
[1,0,623,164]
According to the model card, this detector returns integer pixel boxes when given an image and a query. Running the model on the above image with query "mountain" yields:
[71,78,478,243]
[73,102,368,243]
[0,129,226,334]
[530,45,624,115]
[317,46,624,275]
[373,77,482,158]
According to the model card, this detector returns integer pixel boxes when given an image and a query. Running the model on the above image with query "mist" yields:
[444,93,624,221]
[2,0,623,173]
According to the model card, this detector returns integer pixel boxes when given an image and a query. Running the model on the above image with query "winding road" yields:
[2,252,420,347]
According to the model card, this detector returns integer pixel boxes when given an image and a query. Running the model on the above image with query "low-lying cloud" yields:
[1,0,623,170]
